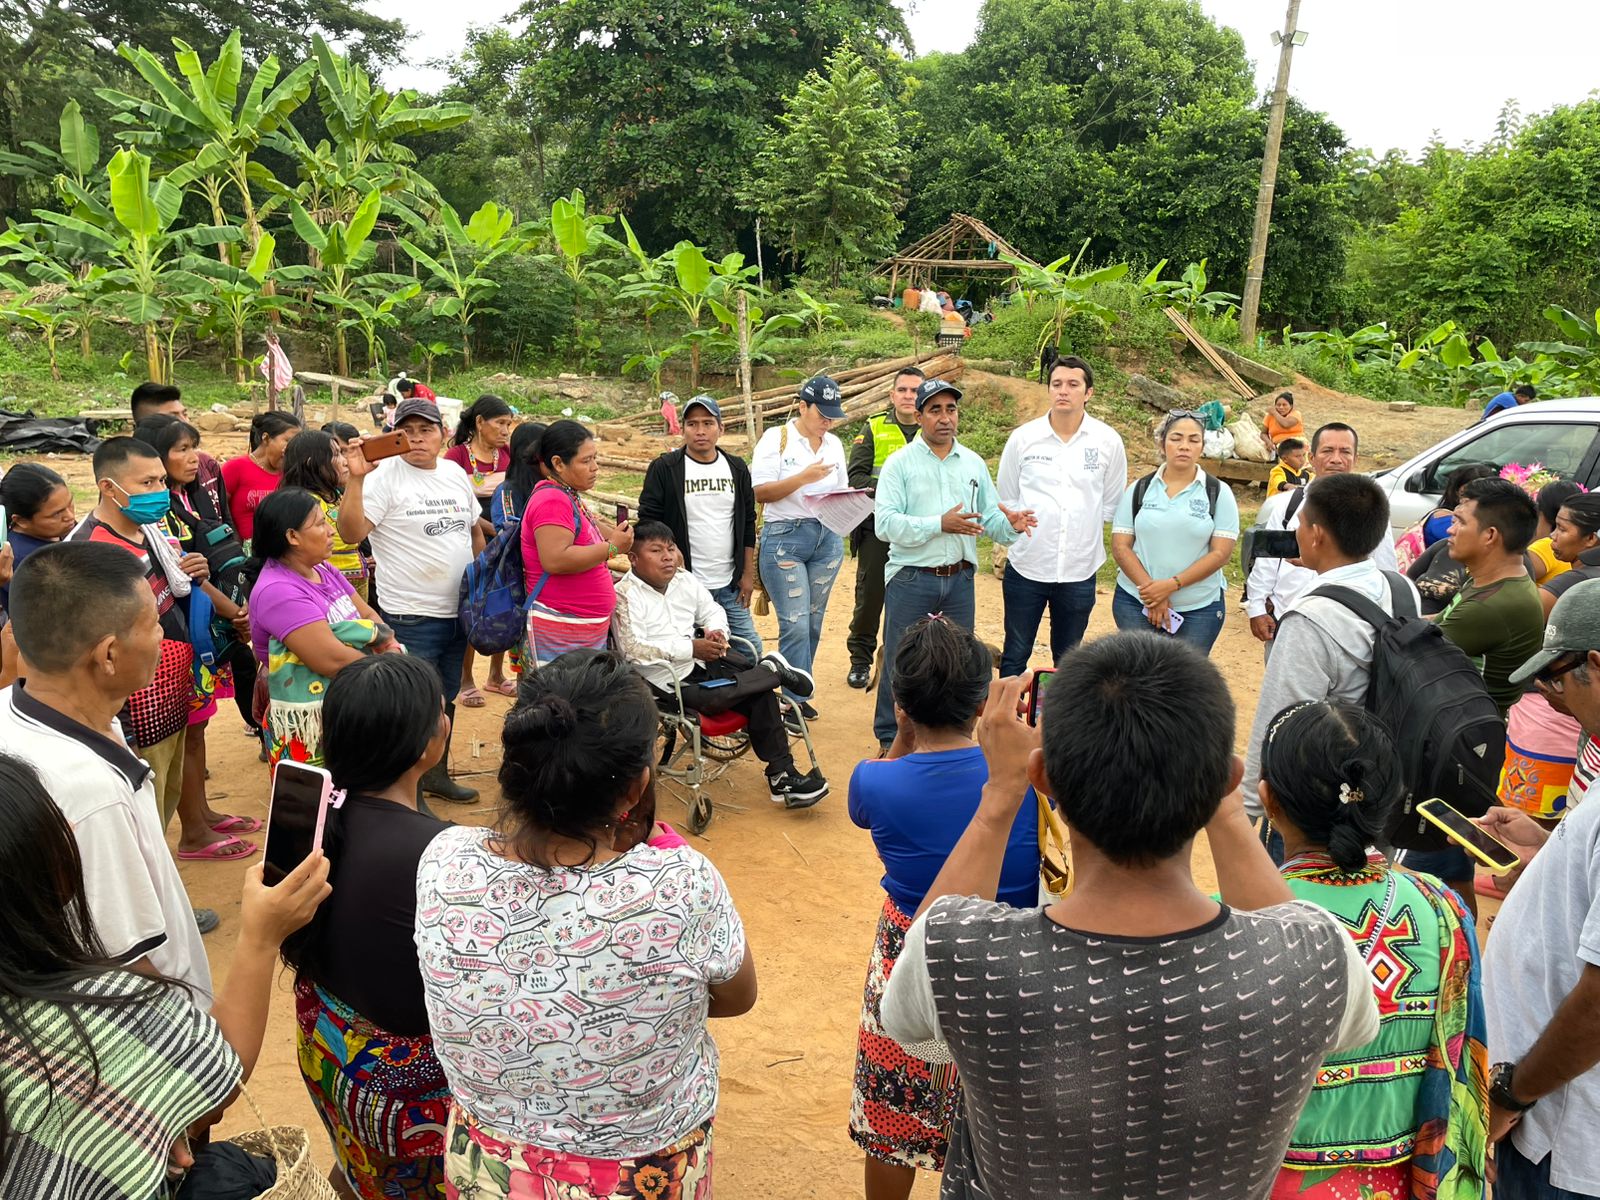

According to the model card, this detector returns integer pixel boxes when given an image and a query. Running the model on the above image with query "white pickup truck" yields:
[1374,398,1600,535]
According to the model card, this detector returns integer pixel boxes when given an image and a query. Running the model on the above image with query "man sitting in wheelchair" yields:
[614,521,830,809]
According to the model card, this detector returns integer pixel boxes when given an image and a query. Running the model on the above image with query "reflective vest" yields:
[868,414,915,482]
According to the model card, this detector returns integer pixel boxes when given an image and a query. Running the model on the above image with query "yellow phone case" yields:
[1416,802,1518,876]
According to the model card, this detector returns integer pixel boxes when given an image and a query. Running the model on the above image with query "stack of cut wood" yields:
[616,349,964,433]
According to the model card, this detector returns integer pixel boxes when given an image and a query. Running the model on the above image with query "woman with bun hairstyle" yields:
[1259,700,1486,1200]
[847,617,1038,1200]
[415,650,754,1199]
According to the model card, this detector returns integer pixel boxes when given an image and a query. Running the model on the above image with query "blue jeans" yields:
[1110,586,1226,654]
[708,583,763,658]
[1497,1138,1597,1199]
[1000,566,1096,676]
[758,518,843,701]
[385,613,468,705]
[874,565,976,745]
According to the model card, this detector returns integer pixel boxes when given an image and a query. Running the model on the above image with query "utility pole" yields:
[1238,0,1305,349]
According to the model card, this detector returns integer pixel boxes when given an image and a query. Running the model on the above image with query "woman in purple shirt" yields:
[250,487,396,767]
[846,617,1040,1200]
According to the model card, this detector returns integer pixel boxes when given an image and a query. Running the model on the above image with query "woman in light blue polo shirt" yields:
[1109,410,1239,653]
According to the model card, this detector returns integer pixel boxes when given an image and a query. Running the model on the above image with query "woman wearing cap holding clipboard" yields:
[751,376,851,720]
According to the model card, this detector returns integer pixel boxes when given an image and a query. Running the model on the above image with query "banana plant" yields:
[98,30,313,258]
[0,221,106,361]
[614,214,669,328]
[417,339,454,384]
[1142,258,1240,320]
[34,148,233,381]
[0,296,80,381]
[789,287,843,337]
[398,200,534,368]
[334,281,421,375]
[188,233,286,381]
[706,296,804,364]
[275,189,387,376]
[549,189,618,355]
[1003,240,1129,361]
[1521,306,1600,393]
[0,99,103,194]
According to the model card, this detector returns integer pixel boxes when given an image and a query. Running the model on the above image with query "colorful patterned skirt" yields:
[1499,691,1581,818]
[445,1104,714,1200]
[849,894,961,1171]
[525,601,612,670]
[294,978,451,1199]
[1271,1162,1411,1199]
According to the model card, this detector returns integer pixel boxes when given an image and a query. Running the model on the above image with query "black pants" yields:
[660,654,795,776]
[846,525,891,671]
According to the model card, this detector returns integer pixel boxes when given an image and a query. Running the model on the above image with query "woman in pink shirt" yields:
[221,410,301,543]
[520,420,633,667]
[444,395,516,704]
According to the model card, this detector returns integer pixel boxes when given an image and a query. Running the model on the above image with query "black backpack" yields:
[1130,471,1220,518]
[1304,572,1506,850]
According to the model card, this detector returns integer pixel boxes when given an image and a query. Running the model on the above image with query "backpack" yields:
[459,483,582,654]
[1240,488,1306,598]
[1303,572,1506,850]
[1130,471,1220,518]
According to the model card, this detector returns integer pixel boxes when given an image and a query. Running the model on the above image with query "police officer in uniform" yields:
[844,366,924,688]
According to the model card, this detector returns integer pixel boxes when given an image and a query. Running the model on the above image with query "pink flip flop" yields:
[458,685,487,708]
[177,835,259,862]
[209,814,262,835]
[484,679,518,697]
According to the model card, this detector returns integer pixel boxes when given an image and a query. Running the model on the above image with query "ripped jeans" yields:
[758,517,844,703]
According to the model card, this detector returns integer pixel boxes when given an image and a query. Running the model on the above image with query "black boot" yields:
[421,703,479,804]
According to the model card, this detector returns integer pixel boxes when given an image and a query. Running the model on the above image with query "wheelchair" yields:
[647,636,824,835]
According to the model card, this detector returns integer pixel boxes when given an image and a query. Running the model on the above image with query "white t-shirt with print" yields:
[683,453,737,589]
[414,825,746,1158]
[360,456,479,618]
[750,420,847,522]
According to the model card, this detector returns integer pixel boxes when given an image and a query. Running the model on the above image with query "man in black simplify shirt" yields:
[844,366,923,688]
[638,394,763,654]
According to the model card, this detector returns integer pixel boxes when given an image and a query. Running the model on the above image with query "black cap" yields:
[393,397,443,427]
[799,376,846,420]
[915,378,962,411]
[682,394,722,421]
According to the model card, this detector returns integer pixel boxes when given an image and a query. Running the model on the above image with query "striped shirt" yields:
[0,973,240,1200]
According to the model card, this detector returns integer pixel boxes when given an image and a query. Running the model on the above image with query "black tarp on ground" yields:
[0,408,101,454]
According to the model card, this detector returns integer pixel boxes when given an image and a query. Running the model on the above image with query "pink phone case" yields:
[269,762,333,860]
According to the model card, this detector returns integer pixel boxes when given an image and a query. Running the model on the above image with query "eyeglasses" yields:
[1537,654,1587,694]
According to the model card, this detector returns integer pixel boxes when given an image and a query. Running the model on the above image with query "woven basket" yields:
[221,1087,339,1200]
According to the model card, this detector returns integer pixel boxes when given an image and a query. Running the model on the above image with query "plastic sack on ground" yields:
[1228,416,1274,462]
[1203,428,1235,459]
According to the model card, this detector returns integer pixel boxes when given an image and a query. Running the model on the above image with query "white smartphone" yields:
[0,504,8,548]
[264,761,333,886]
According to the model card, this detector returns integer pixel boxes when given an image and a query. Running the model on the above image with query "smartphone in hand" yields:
[1028,667,1056,726]
[1415,798,1521,875]
[264,762,333,886]
[616,503,630,525]
[360,430,410,463]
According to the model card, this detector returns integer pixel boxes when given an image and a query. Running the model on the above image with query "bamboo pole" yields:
[738,291,759,441]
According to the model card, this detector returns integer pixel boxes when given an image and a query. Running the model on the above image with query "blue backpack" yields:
[459,484,582,654]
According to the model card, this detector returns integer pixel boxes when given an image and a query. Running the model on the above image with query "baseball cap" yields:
[682,394,722,422]
[392,397,443,427]
[798,376,846,420]
[1510,576,1600,683]
[915,378,963,411]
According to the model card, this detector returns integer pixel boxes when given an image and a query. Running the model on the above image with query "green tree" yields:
[462,0,910,248]
[399,200,536,368]
[741,46,907,284]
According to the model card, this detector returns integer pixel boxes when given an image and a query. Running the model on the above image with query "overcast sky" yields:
[380,0,1600,158]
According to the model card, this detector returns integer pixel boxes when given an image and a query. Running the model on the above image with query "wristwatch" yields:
[1490,1062,1536,1113]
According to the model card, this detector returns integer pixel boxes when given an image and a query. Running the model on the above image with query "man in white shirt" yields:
[613,521,828,809]
[1241,474,1419,831]
[996,354,1127,675]
[340,397,485,803]
[0,541,213,1004]
[1481,579,1600,1197]
[1246,421,1398,660]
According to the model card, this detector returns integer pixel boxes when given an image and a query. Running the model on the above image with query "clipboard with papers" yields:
[803,488,876,536]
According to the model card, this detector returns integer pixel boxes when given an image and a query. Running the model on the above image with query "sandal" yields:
[458,685,487,708]
[177,835,259,862]
[209,814,262,835]
[484,679,518,697]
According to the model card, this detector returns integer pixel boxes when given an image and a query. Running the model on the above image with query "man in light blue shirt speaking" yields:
[871,378,1035,750]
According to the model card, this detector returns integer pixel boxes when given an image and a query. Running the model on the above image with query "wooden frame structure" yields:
[879,212,1040,294]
